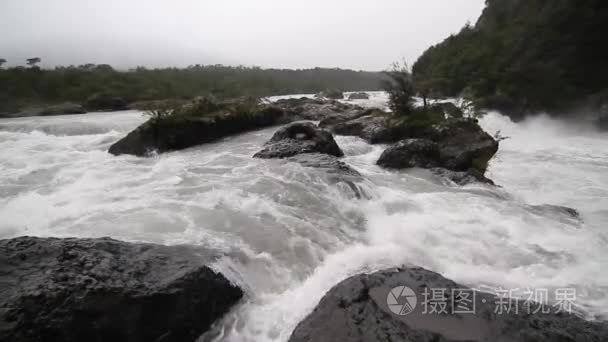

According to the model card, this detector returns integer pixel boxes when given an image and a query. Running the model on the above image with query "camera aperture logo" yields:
[387,286,417,315]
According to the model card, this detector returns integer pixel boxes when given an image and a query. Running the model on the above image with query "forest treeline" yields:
[0,64,385,113]
[412,0,608,117]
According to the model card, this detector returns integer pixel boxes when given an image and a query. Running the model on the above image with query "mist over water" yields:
[1,93,607,341]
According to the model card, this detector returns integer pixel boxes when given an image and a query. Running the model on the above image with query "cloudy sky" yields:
[0,0,485,70]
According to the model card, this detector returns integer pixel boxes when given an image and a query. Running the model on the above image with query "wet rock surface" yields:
[431,167,495,186]
[253,122,344,159]
[377,118,499,174]
[377,139,441,169]
[289,267,608,342]
[109,106,289,156]
[287,153,366,198]
[274,97,361,121]
[0,236,243,342]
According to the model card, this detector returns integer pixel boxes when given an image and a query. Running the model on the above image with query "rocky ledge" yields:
[109,102,289,156]
[289,267,608,342]
[0,236,243,342]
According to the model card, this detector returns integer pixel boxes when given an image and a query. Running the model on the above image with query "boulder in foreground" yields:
[253,122,344,159]
[0,236,243,342]
[290,267,608,342]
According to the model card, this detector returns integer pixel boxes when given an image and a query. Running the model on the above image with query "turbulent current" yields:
[1,92,607,341]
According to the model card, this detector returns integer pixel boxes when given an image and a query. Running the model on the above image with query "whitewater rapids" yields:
[0,92,607,341]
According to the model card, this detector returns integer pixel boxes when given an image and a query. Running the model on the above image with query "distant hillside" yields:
[0,64,386,113]
[412,0,608,118]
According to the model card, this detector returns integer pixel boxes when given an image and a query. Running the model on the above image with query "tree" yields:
[382,61,416,116]
[0,58,6,68]
[26,57,41,67]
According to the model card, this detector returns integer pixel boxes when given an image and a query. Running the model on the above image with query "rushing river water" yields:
[1,92,607,341]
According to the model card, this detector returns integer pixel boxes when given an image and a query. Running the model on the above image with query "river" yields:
[1,92,607,341]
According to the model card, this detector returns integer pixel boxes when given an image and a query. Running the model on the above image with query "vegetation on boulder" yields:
[108,97,289,156]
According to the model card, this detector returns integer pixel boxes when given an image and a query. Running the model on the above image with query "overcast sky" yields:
[0,0,485,71]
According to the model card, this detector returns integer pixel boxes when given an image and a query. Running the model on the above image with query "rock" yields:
[85,94,128,112]
[432,118,499,173]
[289,267,608,342]
[377,139,441,169]
[109,105,289,156]
[324,114,392,143]
[376,119,498,174]
[315,89,343,100]
[38,103,86,116]
[274,97,360,121]
[0,236,243,342]
[347,92,370,100]
[431,167,495,186]
[253,122,344,159]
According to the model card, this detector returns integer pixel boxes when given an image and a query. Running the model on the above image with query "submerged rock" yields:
[289,267,608,342]
[109,105,289,156]
[0,236,243,342]
[377,139,441,169]
[431,167,495,186]
[287,153,366,198]
[530,204,582,221]
[253,122,344,159]
[347,92,370,100]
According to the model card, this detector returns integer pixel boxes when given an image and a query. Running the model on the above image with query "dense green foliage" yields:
[382,63,416,116]
[413,0,608,115]
[0,64,385,113]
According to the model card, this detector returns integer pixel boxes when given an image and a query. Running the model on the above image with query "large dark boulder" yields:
[85,94,128,112]
[432,118,499,173]
[109,106,289,156]
[376,118,498,174]
[253,122,344,159]
[377,139,441,169]
[289,267,608,342]
[0,236,243,342]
